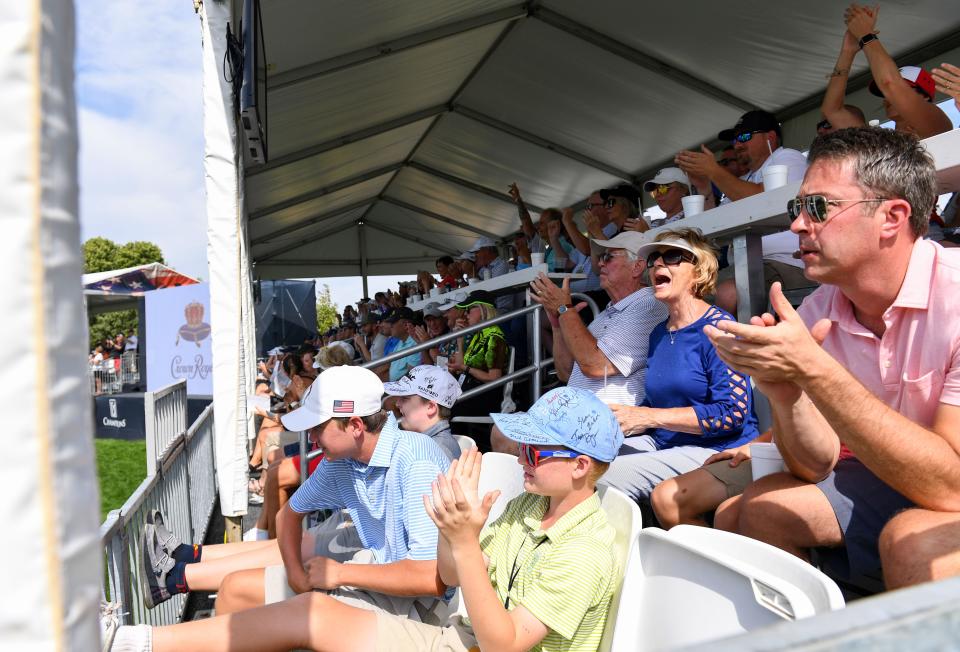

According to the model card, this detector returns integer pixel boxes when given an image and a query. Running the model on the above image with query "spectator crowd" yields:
[103,5,960,651]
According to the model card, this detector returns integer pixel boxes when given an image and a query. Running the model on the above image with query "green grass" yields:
[95,439,147,522]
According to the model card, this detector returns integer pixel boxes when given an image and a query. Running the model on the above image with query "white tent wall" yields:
[1,0,100,650]
[201,0,255,521]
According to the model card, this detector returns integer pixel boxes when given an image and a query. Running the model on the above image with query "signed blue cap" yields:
[490,387,623,462]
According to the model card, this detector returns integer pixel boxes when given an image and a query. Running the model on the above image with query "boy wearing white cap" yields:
[121,367,451,642]
[108,387,622,652]
[384,365,462,461]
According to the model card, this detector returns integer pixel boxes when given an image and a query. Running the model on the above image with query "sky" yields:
[74,1,413,312]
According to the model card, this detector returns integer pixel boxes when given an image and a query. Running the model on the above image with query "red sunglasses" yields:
[519,443,578,467]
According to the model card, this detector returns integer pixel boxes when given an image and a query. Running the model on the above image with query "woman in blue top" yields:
[600,227,759,504]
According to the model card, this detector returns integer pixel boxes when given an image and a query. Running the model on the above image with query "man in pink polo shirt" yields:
[705,127,960,588]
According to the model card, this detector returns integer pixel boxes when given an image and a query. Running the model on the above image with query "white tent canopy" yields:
[245,0,960,280]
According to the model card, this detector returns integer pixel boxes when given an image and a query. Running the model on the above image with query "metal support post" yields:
[531,300,542,402]
[733,233,766,323]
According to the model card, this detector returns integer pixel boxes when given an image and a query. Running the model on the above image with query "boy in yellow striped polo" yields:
[379,386,624,651]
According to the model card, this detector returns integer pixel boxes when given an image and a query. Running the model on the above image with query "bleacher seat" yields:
[607,526,844,651]
[596,486,643,652]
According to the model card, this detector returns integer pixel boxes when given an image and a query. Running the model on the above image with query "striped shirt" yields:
[567,287,668,405]
[475,492,619,652]
[288,413,449,563]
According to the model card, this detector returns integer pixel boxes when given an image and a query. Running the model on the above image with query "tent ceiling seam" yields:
[364,219,460,255]
[250,197,374,244]
[256,220,357,261]
[379,196,501,240]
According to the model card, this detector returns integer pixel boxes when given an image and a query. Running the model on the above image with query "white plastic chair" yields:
[450,346,516,426]
[453,434,477,454]
[596,486,643,652]
[608,526,845,651]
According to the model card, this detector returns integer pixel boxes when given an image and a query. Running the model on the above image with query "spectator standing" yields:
[124,329,138,352]
[509,183,574,272]
[705,128,960,589]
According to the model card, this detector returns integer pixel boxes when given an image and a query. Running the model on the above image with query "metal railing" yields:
[100,391,217,626]
[88,352,140,395]
[144,380,189,476]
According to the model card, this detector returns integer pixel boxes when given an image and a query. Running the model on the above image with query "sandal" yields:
[247,476,264,496]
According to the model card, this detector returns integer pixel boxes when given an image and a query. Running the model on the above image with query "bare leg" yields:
[214,568,266,615]
[651,469,728,529]
[151,592,377,652]
[713,495,742,532]
[267,459,302,538]
[735,472,842,562]
[199,539,275,562]
[880,509,960,589]
[185,536,313,591]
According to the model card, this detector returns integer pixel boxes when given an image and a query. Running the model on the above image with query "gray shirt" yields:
[420,419,460,462]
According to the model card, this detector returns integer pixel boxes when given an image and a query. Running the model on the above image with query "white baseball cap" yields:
[590,230,652,256]
[633,236,699,262]
[642,167,689,192]
[466,236,497,253]
[383,365,462,408]
[281,366,384,431]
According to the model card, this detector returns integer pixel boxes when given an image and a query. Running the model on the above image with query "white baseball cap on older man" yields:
[281,366,384,431]
[589,230,651,257]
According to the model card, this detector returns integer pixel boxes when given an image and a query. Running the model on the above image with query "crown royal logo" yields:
[176,301,211,347]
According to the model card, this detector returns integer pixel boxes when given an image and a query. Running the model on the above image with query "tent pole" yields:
[359,222,369,298]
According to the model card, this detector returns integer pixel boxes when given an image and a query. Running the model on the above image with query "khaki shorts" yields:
[702,459,753,499]
[264,428,302,454]
[375,613,479,652]
[264,512,444,623]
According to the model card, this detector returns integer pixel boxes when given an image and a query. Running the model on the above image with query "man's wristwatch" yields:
[557,304,574,316]
[858,33,879,49]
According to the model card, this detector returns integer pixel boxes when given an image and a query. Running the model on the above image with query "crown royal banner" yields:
[145,283,214,394]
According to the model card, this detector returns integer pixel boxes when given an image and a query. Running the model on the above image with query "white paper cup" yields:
[750,442,785,481]
[481,268,492,281]
[762,164,788,191]
[531,252,545,266]
[681,194,705,217]
[429,287,440,298]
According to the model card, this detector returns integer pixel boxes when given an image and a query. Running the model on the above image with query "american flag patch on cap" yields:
[332,399,354,413]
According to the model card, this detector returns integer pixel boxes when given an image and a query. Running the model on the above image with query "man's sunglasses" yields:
[733,130,768,143]
[649,184,673,198]
[645,249,696,268]
[519,443,578,467]
[598,250,631,264]
[786,195,889,223]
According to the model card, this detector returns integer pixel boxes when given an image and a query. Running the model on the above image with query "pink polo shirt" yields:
[798,240,960,455]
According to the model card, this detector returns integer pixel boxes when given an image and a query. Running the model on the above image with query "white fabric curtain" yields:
[202,0,255,518]
[0,0,101,649]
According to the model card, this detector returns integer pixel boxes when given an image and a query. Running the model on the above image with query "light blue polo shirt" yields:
[288,413,449,563]
[388,336,421,381]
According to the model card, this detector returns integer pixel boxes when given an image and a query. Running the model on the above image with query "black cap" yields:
[385,307,415,323]
[455,290,496,310]
[718,110,782,142]
[606,184,641,209]
[359,313,381,325]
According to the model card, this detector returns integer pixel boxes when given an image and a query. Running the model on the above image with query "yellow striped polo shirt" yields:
[476,492,620,652]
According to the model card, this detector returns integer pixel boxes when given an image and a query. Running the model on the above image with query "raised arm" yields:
[509,182,537,240]
[821,29,868,129]
[561,207,591,255]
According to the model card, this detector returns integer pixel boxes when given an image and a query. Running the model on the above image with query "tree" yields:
[83,237,166,348]
[316,284,339,333]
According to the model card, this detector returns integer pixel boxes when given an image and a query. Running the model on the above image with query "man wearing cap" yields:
[525,231,667,413]
[676,108,810,315]
[106,387,620,652]
[643,167,691,228]
[383,307,421,382]
[560,188,620,310]
[466,236,512,314]
[509,182,575,272]
[133,367,452,621]
[821,4,951,139]
[385,364,462,461]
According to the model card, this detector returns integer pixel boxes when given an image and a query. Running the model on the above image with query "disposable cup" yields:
[750,442,785,481]
[762,164,788,191]
[468,278,478,285]
[481,268,492,281]
[531,252,545,266]
[429,287,440,298]
[681,194,705,217]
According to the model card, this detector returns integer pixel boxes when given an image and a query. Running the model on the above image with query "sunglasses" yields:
[733,130,768,143]
[816,119,832,131]
[519,443,578,467]
[649,184,673,198]
[786,195,889,223]
[585,201,605,211]
[598,250,631,264]
[605,197,619,208]
[645,248,696,268]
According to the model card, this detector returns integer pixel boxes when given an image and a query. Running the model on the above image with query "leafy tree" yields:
[316,284,339,333]
[83,237,166,348]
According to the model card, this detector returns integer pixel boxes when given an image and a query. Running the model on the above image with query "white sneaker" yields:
[100,601,124,652]
[109,624,152,652]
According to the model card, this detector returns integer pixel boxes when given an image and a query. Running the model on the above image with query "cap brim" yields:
[490,412,563,447]
[382,381,416,397]
[280,403,331,432]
